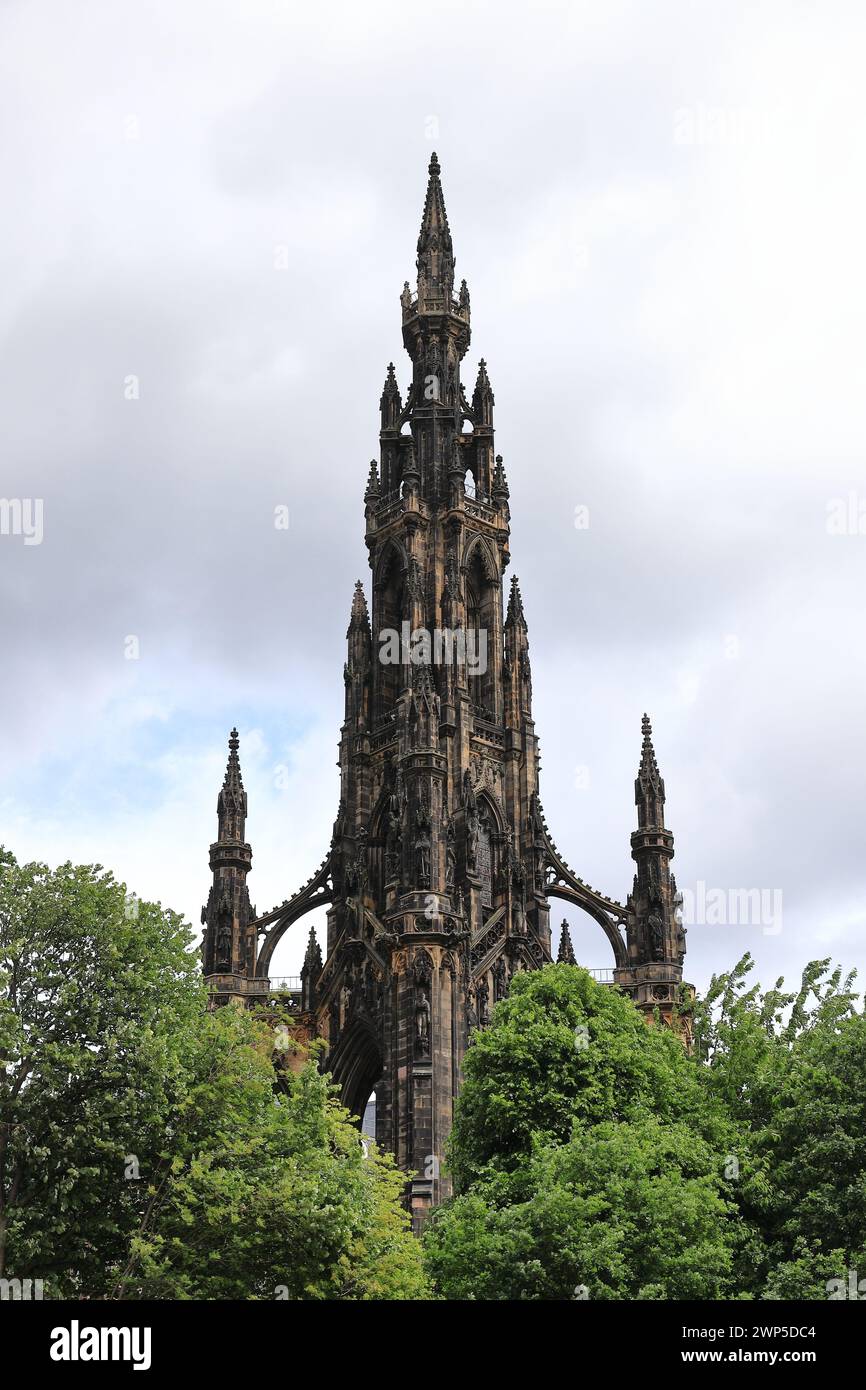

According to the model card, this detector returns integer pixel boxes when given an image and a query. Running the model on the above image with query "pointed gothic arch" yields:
[373,536,409,591]
[329,1013,382,1124]
[464,543,498,716]
[462,533,498,583]
[375,542,407,718]
[254,856,334,979]
[545,884,627,968]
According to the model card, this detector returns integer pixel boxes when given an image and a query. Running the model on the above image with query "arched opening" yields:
[465,546,497,716]
[361,1090,376,1140]
[555,914,617,983]
[382,445,402,497]
[331,1017,383,1135]
[255,869,334,981]
[476,801,493,907]
[546,884,627,969]
[376,546,405,720]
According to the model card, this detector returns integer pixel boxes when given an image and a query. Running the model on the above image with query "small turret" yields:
[504,576,532,722]
[344,581,372,730]
[492,453,509,503]
[364,460,380,505]
[201,729,256,998]
[379,363,401,433]
[557,920,577,964]
[618,714,690,1028]
[635,712,666,831]
[300,925,323,1012]
[472,359,494,428]
[217,727,247,843]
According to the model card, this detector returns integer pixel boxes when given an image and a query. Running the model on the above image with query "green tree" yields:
[0,848,202,1293]
[692,953,865,1298]
[113,1005,428,1301]
[447,962,730,1195]
[1,847,428,1300]
[426,965,747,1299]
[425,1115,747,1300]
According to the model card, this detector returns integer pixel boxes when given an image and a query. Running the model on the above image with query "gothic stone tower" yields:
[201,155,692,1227]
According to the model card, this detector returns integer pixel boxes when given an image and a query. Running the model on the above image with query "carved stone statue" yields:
[648,910,665,960]
[512,894,527,936]
[493,956,508,1002]
[414,801,432,890]
[477,977,490,1028]
[216,908,232,969]
[464,772,480,872]
[385,776,404,883]
[415,983,431,1057]
[465,985,478,1033]
[466,808,479,872]
[445,818,456,892]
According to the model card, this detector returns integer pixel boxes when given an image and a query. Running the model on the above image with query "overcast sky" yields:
[1,0,864,995]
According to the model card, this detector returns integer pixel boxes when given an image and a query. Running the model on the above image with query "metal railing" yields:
[268,976,301,993]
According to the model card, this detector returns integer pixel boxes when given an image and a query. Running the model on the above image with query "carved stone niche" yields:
[413,950,433,1058]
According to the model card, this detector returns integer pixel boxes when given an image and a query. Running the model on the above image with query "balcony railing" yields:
[267,970,613,995]
[268,976,301,994]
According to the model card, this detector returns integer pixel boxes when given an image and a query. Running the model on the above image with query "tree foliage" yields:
[113,1006,427,1300]
[0,848,202,1291]
[6,841,866,1302]
[0,848,426,1300]
[426,958,866,1301]
[692,952,865,1298]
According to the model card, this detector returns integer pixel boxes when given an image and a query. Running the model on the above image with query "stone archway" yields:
[546,882,627,967]
[329,1015,383,1125]
[254,856,333,979]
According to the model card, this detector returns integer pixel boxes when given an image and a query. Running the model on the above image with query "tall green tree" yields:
[447,962,731,1195]
[425,1115,746,1300]
[113,1005,428,1300]
[426,964,747,1299]
[1,847,428,1300]
[0,848,202,1293]
[692,953,865,1299]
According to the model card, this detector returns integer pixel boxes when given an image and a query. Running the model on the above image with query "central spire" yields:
[416,152,455,305]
